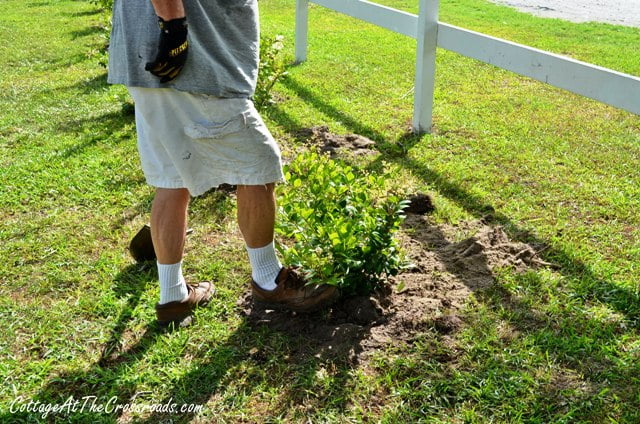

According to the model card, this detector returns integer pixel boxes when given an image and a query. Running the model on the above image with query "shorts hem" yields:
[145,178,186,190]
[189,172,285,197]
[145,173,285,197]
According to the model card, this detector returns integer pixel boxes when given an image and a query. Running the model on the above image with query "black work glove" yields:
[145,17,189,83]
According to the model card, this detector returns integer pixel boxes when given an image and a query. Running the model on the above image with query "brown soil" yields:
[237,127,553,363]
[296,126,377,157]
[237,211,552,364]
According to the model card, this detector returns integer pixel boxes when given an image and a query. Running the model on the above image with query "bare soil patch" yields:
[296,126,377,157]
[238,127,552,363]
[238,210,552,364]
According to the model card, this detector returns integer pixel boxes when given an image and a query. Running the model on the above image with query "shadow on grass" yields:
[66,72,110,94]
[69,25,105,40]
[276,77,393,146]
[2,270,369,422]
[53,109,135,159]
[276,74,639,325]
[67,9,103,17]
[265,74,640,419]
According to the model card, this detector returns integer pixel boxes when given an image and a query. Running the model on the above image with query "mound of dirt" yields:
[237,213,553,363]
[296,126,377,157]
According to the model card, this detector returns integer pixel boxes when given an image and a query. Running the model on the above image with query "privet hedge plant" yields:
[276,152,408,296]
[88,0,113,68]
[254,35,288,111]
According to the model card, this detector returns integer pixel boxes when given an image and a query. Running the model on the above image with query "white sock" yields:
[246,242,282,291]
[158,261,189,304]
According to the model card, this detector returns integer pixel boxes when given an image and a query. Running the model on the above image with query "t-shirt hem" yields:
[107,76,254,99]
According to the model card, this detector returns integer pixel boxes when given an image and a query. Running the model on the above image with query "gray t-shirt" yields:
[107,0,259,98]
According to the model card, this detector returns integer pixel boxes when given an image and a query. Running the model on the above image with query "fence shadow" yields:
[275,74,639,326]
[264,74,640,415]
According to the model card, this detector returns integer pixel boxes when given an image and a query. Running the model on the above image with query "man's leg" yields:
[239,184,338,311]
[151,187,190,304]
[236,184,282,291]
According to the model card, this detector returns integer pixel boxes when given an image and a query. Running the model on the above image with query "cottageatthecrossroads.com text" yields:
[8,393,205,419]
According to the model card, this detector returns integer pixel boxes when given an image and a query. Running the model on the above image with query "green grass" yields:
[1,0,640,422]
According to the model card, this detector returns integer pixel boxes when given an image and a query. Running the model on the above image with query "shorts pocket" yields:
[184,111,262,171]
[184,112,249,140]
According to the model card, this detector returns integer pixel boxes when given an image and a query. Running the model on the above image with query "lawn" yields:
[1,0,639,422]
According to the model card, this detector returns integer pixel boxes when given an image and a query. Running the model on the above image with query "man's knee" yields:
[154,188,191,206]
[237,184,275,194]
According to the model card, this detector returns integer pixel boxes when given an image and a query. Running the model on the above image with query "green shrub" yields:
[85,0,112,68]
[89,0,113,10]
[254,34,288,111]
[276,152,408,296]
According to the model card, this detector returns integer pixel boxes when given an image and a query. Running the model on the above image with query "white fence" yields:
[294,0,640,133]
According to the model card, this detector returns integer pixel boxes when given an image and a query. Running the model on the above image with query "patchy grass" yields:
[1,0,639,422]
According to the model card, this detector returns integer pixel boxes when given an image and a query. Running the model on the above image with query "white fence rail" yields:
[295,0,640,133]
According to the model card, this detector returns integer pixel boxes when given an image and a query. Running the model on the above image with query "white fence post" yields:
[295,0,638,130]
[413,0,439,134]
[295,0,309,63]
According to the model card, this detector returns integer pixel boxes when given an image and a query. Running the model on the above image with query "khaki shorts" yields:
[128,87,284,196]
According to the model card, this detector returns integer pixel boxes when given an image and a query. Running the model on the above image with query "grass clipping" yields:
[276,151,408,295]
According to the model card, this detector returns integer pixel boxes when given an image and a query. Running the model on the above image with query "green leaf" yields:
[275,151,405,295]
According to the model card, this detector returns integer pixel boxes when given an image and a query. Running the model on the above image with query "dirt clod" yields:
[434,315,464,334]
[343,297,382,325]
[404,193,436,215]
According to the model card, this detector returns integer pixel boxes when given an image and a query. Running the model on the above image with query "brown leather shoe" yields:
[155,282,214,327]
[251,267,338,312]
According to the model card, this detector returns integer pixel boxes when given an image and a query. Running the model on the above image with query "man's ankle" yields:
[246,242,281,291]
[158,261,189,304]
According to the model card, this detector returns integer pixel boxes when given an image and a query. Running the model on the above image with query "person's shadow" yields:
[4,244,378,423]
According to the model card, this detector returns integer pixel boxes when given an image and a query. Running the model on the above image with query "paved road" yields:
[490,0,640,27]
